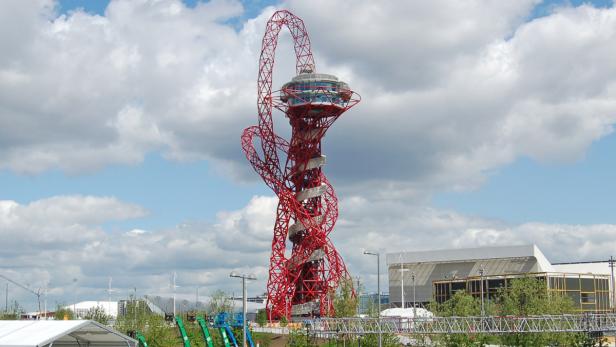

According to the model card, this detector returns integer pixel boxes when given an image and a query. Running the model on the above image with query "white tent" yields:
[0,320,137,347]
[381,307,433,319]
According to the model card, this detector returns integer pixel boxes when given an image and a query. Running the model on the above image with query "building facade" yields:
[433,272,610,312]
[387,244,614,312]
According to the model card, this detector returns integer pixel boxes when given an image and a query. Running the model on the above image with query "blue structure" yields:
[214,313,239,347]
[231,313,255,347]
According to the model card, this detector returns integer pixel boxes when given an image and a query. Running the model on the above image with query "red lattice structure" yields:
[241,10,360,319]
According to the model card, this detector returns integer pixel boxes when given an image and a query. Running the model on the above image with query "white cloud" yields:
[0,0,614,196]
[2,0,616,309]
[2,192,616,309]
[0,195,274,309]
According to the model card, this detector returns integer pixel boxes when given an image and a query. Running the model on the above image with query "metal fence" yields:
[305,314,616,335]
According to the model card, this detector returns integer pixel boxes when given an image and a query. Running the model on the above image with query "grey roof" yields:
[386,244,553,272]
[386,244,555,304]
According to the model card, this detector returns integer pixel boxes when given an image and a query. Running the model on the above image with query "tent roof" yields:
[0,320,137,347]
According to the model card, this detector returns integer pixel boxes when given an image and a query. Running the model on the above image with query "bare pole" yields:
[230,272,257,347]
[610,256,615,311]
[108,277,112,318]
[355,276,360,316]
[479,265,485,317]
[0,274,42,318]
[412,272,416,318]
[364,251,381,347]
[172,272,177,319]
[400,265,405,309]
[43,286,47,320]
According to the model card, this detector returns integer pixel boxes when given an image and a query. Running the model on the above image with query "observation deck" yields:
[275,72,357,116]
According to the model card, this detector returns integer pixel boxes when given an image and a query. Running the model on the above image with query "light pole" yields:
[610,256,615,311]
[172,272,179,319]
[479,265,485,317]
[230,272,257,347]
[398,254,408,310]
[363,250,381,347]
[411,272,416,318]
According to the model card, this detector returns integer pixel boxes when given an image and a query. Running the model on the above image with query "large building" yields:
[387,244,614,313]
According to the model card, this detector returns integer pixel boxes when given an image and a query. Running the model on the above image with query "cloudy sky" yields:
[1,0,616,311]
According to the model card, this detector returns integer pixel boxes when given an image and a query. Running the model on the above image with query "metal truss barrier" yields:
[305,314,616,335]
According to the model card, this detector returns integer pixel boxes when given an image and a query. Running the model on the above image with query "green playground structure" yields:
[175,315,191,347]
[218,326,233,347]
[197,316,215,347]
[135,331,149,347]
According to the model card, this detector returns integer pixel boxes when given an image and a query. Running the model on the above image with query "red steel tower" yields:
[241,10,360,319]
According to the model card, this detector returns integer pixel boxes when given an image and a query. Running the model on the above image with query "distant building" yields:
[65,301,118,318]
[387,244,614,313]
[118,298,165,317]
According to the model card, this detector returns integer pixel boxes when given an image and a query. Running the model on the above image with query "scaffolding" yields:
[306,314,616,335]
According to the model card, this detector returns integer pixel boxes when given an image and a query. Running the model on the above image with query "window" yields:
[488,279,505,289]
[580,278,595,292]
[452,282,465,292]
[581,293,596,304]
[565,277,580,290]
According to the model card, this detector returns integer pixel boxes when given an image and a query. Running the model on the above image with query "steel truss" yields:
[241,10,359,319]
[306,314,616,335]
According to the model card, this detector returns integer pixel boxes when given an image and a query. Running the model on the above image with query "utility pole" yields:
[173,272,177,318]
[479,265,485,317]
[230,272,257,347]
[134,287,137,326]
[73,278,78,317]
[355,276,361,316]
[400,264,405,309]
[0,274,42,318]
[43,286,47,320]
[364,251,382,347]
[610,256,615,311]
[411,272,416,318]
[107,277,113,318]
[5,283,8,313]
[196,287,199,310]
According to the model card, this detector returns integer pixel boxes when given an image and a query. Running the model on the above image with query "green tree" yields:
[496,277,574,316]
[115,311,177,347]
[54,304,75,320]
[0,300,23,320]
[436,290,480,317]
[431,290,490,347]
[361,332,400,347]
[496,277,577,347]
[256,309,267,327]
[208,290,233,316]
[289,328,320,347]
[84,306,111,325]
[333,277,358,317]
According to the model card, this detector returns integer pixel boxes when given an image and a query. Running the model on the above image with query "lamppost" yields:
[172,272,179,319]
[363,250,381,347]
[411,272,416,319]
[479,265,485,317]
[230,272,257,347]
[398,253,408,310]
[609,256,615,311]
